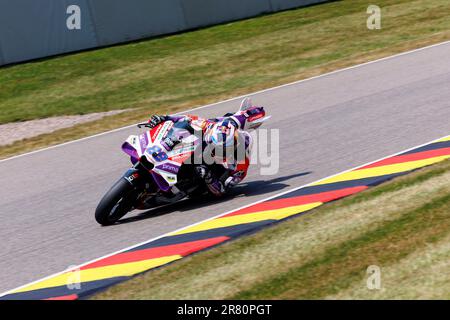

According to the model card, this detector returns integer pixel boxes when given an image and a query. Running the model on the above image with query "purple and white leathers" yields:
[144,98,271,196]
[95,98,270,225]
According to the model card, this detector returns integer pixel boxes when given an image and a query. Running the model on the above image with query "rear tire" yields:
[95,178,138,226]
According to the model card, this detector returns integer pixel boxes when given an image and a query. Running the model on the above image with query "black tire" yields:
[95,178,139,226]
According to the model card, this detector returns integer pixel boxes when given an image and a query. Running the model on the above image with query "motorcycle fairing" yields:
[121,120,200,191]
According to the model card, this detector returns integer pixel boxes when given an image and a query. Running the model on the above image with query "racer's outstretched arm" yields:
[147,114,191,128]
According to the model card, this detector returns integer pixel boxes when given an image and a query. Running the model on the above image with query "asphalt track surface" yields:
[1,42,450,293]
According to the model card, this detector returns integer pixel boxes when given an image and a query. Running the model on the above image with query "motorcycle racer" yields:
[146,102,267,196]
[95,98,270,225]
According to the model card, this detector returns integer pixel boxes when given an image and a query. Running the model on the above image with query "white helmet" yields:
[205,119,238,161]
[206,119,237,146]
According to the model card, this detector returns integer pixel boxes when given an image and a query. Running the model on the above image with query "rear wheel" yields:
[95,178,139,226]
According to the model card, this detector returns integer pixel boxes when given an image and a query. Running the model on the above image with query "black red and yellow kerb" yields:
[2,135,450,300]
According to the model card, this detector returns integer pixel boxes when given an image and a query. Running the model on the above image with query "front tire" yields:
[95,178,138,226]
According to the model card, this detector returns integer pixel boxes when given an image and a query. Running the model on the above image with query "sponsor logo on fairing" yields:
[156,163,179,174]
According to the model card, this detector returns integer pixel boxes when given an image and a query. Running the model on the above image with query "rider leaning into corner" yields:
[146,100,267,197]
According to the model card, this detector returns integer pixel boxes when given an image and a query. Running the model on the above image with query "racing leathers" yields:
[146,111,258,196]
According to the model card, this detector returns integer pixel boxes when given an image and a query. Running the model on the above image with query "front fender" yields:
[122,135,141,164]
[122,168,142,187]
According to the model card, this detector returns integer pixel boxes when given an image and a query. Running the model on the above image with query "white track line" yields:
[1,39,450,164]
[1,133,448,298]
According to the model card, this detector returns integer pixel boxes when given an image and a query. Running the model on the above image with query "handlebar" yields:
[137,122,152,128]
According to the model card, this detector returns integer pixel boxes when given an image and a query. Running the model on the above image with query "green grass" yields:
[1,0,450,160]
[93,159,450,299]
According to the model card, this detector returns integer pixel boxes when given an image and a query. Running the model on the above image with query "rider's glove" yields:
[148,115,166,128]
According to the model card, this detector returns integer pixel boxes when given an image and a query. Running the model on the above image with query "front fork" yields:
[122,156,155,188]
[121,160,158,210]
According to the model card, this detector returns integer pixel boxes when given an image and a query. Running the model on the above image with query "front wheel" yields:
[95,178,139,226]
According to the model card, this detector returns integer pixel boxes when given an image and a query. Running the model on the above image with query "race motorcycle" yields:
[95,98,270,225]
